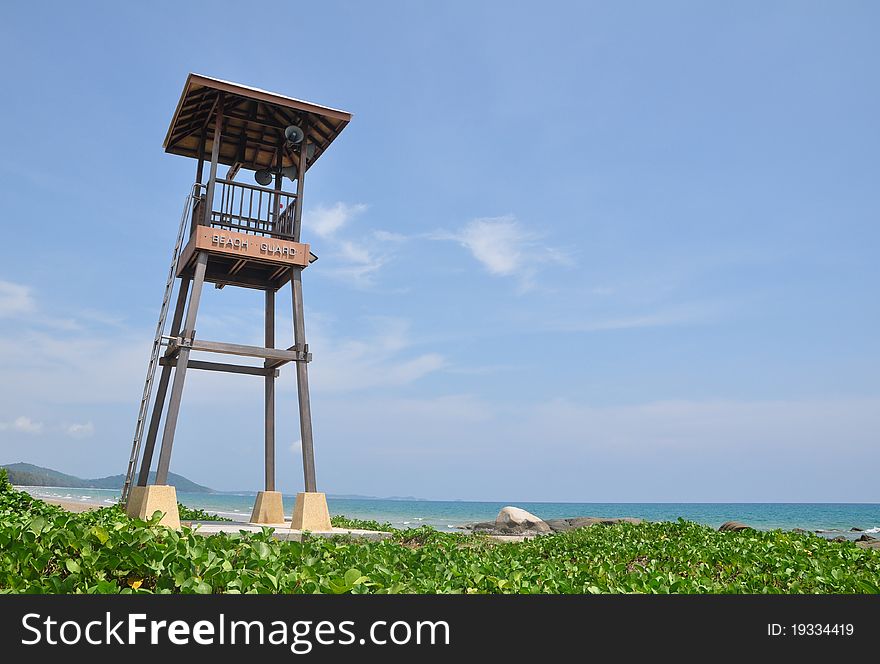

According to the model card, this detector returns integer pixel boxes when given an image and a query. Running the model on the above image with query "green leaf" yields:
[91,525,110,545]
[65,559,81,574]
[344,568,364,587]
[28,517,47,534]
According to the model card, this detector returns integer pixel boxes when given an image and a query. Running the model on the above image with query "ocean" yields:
[18,486,880,538]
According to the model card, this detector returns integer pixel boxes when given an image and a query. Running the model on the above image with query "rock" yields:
[829,536,848,542]
[856,539,880,550]
[718,521,752,532]
[494,506,551,534]
[469,521,496,532]
[544,519,574,533]
[791,528,806,533]
[856,534,876,542]
[850,527,863,532]
[543,516,642,533]
[599,517,643,526]
[570,517,604,528]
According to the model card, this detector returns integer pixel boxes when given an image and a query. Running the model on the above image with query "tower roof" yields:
[163,73,352,173]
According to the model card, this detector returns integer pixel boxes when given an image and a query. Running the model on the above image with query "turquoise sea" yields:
[19,486,880,538]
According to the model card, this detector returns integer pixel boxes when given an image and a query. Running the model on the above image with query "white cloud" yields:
[457,216,531,276]
[372,230,407,243]
[298,316,446,393]
[66,422,95,439]
[436,216,570,290]
[0,280,35,317]
[325,241,388,288]
[1,416,44,434]
[303,202,400,288]
[306,202,368,239]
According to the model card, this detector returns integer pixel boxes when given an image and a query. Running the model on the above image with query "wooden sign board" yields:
[177,227,311,274]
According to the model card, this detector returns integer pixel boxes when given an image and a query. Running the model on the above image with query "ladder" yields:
[120,185,200,503]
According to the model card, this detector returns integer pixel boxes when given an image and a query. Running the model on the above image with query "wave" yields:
[864,527,880,534]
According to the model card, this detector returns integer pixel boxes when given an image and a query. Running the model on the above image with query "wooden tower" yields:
[123,74,351,529]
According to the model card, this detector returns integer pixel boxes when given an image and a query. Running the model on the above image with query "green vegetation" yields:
[177,503,232,522]
[330,514,393,531]
[0,473,877,594]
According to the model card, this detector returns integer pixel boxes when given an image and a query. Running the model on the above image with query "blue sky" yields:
[0,2,877,501]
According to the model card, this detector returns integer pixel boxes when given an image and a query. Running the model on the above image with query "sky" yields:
[0,2,877,502]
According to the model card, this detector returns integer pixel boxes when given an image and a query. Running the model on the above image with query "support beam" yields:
[264,288,276,492]
[155,252,208,485]
[263,344,302,370]
[225,161,241,181]
[136,277,190,487]
[158,357,277,377]
[166,338,310,363]
[291,267,316,492]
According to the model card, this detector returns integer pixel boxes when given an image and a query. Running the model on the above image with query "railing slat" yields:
[207,179,297,239]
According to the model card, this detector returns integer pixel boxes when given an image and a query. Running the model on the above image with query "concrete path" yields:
[185,520,392,542]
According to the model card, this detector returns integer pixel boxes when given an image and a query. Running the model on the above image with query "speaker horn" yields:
[280,165,298,181]
[284,125,304,145]
[254,169,273,186]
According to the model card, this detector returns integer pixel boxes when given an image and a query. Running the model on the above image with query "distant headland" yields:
[1,462,213,493]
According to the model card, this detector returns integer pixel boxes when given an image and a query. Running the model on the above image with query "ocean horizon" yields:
[18,485,879,537]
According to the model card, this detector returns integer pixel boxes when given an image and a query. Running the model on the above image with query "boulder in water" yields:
[718,521,752,532]
[494,506,551,534]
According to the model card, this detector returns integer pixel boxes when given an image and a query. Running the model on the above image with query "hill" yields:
[1,462,213,493]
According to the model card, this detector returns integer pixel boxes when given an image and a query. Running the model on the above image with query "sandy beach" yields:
[38,496,103,513]
[15,487,106,513]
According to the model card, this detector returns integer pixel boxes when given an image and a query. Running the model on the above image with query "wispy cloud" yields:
[327,240,389,288]
[0,416,44,434]
[306,202,368,239]
[315,393,880,501]
[65,422,95,439]
[301,316,446,393]
[0,281,35,317]
[433,216,571,291]
[543,303,722,334]
[303,202,400,288]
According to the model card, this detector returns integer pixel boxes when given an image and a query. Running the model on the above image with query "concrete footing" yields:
[125,484,180,530]
[290,492,332,531]
[250,490,286,524]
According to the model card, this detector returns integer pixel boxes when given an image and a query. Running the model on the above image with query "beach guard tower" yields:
[122,74,351,530]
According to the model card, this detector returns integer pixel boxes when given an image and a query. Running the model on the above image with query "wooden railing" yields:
[200,178,297,239]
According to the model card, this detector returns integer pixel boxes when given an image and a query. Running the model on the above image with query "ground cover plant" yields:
[0,470,877,594]
[177,503,232,522]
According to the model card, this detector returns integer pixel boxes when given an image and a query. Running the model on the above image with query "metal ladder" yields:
[121,185,200,503]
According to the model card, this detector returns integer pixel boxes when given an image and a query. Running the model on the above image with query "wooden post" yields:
[196,127,207,184]
[136,277,191,487]
[291,267,316,492]
[264,288,276,491]
[273,146,283,234]
[289,128,316,491]
[190,127,207,235]
[155,252,208,485]
[202,93,224,228]
[292,125,307,242]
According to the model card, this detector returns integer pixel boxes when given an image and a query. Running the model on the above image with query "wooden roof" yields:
[163,73,352,173]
